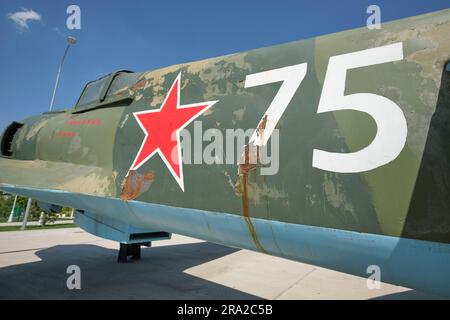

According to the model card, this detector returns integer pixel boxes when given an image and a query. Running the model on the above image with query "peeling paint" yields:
[322,173,356,218]
[67,135,82,154]
[223,170,237,193]
[114,87,128,96]
[203,108,214,116]
[120,170,155,201]
[55,170,116,196]
[187,54,251,80]
[232,106,246,125]
[376,17,450,88]
[255,114,268,145]
[81,147,89,158]
[132,79,147,91]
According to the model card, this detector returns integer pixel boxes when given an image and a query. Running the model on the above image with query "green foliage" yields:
[0,223,76,232]
[0,192,50,222]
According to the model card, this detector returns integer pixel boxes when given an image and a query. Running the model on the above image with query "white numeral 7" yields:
[245,63,307,146]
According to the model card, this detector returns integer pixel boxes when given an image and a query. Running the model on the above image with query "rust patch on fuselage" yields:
[120,170,155,201]
[238,144,266,253]
[115,88,127,97]
[256,114,268,143]
[132,79,147,91]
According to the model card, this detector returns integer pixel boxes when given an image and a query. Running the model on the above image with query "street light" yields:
[7,195,18,223]
[49,36,77,112]
[15,37,77,229]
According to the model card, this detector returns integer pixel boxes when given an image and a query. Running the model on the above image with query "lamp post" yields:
[7,195,18,223]
[20,198,33,231]
[49,36,77,112]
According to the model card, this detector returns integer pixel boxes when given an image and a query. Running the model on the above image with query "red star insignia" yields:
[130,73,218,191]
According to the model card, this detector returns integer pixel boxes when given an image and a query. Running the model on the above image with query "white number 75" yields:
[245,42,407,173]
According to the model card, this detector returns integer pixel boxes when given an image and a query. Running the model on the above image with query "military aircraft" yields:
[1,8,449,297]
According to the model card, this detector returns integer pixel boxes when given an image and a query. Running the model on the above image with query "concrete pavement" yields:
[0,228,442,299]
[0,220,74,227]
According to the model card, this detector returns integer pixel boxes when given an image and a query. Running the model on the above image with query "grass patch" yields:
[0,223,77,232]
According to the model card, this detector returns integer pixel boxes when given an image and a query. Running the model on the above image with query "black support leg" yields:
[131,244,141,260]
[117,243,142,263]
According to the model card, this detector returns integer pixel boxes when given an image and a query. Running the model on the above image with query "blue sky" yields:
[0,0,449,132]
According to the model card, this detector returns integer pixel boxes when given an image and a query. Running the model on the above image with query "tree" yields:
[0,192,42,222]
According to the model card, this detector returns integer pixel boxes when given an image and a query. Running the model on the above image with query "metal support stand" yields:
[38,212,46,226]
[20,198,33,231]
[117,242,150,263]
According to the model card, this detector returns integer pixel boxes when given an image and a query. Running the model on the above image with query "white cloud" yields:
[7,8,42,30]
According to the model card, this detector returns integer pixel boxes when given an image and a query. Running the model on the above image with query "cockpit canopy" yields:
[75,70,142,112]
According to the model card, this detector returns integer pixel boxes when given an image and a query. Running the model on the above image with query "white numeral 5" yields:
[312,42,407,172]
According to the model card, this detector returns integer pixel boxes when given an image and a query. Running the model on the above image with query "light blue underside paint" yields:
[1,183,450,297]
[73,210,171,244]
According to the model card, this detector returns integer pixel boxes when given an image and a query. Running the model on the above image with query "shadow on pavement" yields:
[371,289,445,300]
[0,242,261,299]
